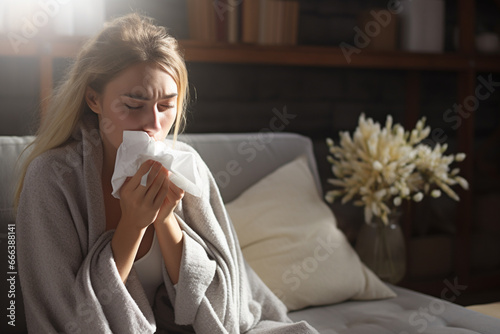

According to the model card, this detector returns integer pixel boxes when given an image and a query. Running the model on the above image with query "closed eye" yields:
[158,103,176,112]
[125,104,142,110]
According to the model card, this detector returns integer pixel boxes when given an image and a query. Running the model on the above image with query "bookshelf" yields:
[0,36,479,69]
[181,41,500,72]
[2,36,499,112]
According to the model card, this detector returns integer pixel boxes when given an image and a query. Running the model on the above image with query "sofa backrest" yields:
[178,132,322,203]
[0,136,34,226]
[0,132,320,217]
[0,132,321,237]
[0,135,33,333]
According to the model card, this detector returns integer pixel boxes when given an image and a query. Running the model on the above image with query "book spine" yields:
[258,0,268,44]
[290,0,300,45]
[227,0,239,43]
[242,0,260,43]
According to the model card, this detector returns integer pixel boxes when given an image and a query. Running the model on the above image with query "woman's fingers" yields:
[166,173,185,200]
[154,176,171,207]
[145,166,168,204]
[154,171,185,223]
[126,159,156,190]
[121,161,185,222]
[144,161,164,188]
[163,172,185,208]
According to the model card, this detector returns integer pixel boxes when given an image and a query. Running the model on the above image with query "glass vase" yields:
[355,211,406,284]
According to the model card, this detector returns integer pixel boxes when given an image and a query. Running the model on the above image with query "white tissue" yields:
[111,131,202,199]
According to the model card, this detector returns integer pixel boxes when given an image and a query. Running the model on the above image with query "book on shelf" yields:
[227,0,240,43]
[242,0,260,43]
[187,0,299,45]
[257,0,299,45]
[187,0,239,43]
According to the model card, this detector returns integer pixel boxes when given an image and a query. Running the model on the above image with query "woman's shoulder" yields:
[25,140,82,185]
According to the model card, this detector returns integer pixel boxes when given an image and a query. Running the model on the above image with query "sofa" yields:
[1,132,500,333]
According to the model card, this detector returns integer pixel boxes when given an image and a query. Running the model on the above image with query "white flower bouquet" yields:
[325,114,469,225]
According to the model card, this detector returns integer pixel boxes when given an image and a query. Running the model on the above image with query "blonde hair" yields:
[14,13,189,208]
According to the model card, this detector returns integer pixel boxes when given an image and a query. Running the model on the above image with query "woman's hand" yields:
[115,159,185,284]
[154,170,185,226]
[152,170,185,285]
[118,159,171,231]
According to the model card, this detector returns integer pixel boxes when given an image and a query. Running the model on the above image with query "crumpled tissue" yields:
[111,131,202,199]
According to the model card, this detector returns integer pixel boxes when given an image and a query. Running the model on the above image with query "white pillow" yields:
[225,155,396,311]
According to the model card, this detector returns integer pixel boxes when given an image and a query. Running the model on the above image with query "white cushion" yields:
[226,155,396,311]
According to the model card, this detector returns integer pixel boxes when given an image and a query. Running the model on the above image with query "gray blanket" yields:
[17,115,318,333]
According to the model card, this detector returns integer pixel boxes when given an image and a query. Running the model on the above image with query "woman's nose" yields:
[143,105,162,135]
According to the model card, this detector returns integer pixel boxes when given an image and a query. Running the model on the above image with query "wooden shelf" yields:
[475,54,500,72]
[180,40,472,71]
[1,34,497,119]
[1,35,498,72]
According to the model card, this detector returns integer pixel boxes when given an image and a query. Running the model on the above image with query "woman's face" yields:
[86,62,179,150]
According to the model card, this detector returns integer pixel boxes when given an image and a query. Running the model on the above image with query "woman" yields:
[15,13,317,333]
